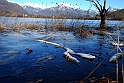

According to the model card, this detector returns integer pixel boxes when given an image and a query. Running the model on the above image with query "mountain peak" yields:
[21,2,80,10]
[21,2,99,16]
[21,2,48,9]
[55,2,80,9]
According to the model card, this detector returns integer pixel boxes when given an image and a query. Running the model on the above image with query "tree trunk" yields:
[100,14,106,30]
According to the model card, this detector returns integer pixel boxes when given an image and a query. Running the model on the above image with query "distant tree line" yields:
[0,9,124,20]
[106,9,124,20]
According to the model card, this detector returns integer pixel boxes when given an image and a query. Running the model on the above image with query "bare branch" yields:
[92,1,101,12]
[105,6,111,13]
[86,0,101,12]
[103,0,106,10]
[96,0,103,10]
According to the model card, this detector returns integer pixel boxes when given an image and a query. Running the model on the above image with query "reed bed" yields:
[0,17,94,38]
[0,18,43,32]
[73,25,93,38]
[0,17,124,38]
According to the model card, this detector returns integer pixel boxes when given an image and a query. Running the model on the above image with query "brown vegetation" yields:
[0,23,4,32]
[0,17,94,38]
[51,23,71,31]
[107,9,124,20]
[74,25,93,38]
[0,20,43,32]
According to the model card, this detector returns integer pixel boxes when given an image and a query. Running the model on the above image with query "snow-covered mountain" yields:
[20,2,99,16]
[21,2,48,9]
[108,7,118,12]
[20,2,117,17]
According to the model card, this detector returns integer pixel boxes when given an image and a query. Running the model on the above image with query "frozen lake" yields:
[0,17,124,83]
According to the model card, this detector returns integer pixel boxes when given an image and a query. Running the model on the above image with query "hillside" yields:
[0,0,27,16]
[107,9,124,20]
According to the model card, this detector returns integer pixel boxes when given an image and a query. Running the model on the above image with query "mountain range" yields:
[21,2,118,17]
[0,0,121,18]
[22,2,99,17]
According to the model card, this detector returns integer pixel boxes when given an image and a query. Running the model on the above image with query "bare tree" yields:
[86,0,109,29]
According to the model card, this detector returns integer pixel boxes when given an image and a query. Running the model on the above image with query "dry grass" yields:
[51,23,71,31]
[0,22,43,32]
[0,18,94,38]
[73,25,93,38]
[1,17,123,38]
[20,22,43,31]
[0,23,4,32]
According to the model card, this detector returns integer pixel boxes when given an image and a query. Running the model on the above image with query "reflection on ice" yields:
[0,50,21,65]
[36,55,56,64]
[6,50,21,54]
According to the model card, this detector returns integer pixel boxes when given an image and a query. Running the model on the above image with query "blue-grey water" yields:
[1,16,124,27]
[0,17,124,83]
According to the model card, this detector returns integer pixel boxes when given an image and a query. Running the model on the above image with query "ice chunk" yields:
[63,52,80,64]
[112,42,123,46]
[36,40,63,47]
[75,53,95,59]
[64,47,75,54]
[0,50,21,65]
[6,50,21,54]
[109,53,122,62]
[36,55,56,64]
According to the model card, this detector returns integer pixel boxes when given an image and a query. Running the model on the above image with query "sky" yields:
[8,0,124,10]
